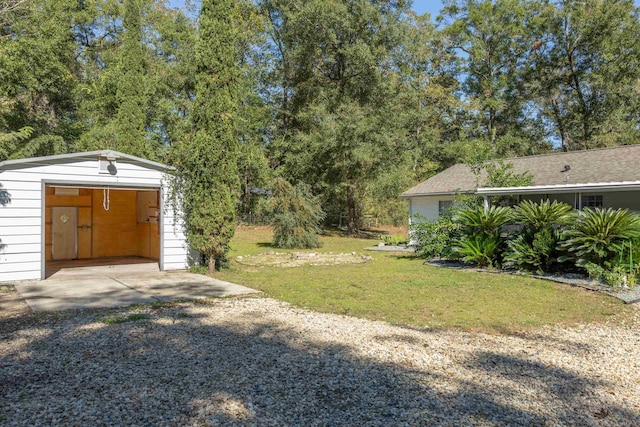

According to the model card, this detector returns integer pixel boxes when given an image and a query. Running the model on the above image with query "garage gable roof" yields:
[401,144,640,197]
[0,150,172,171]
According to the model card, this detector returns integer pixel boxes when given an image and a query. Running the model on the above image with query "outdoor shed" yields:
[0,150,191,282]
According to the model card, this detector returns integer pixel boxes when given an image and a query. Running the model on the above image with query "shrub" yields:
[453,234,501,267]
[504,227,561,274]
[511,200,572,233]
[269,178,325,249]
[380,234,407,246]
[504,200,572,273]
[453,205,511,267]
[559,208,640,267]
[411,216,462,259]
[614,238,640,285]
[455,205,511,236]
[483,161,533,206]
[583,239,640,289]
[583,261,637,290]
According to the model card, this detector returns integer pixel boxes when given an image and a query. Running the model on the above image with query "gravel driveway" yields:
[1,287,639,426]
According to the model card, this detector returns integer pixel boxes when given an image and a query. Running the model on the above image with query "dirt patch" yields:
[235,251,374,267]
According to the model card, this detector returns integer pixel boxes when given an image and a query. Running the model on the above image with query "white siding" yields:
[408,195,456,224]
[0,217,40,227]
[1,234,41,245]
[161,186,192,271]
[0,180,42,191]
[0,168,42,282]
[0,225,41,236]
[4,189,42,199]
[1,259,40,274]
[0,271,40,282]
[1,208,40,218]
[0,155,191,282]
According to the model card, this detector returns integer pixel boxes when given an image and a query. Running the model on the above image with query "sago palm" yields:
[455,205,511,236]
[560,208,640,266]
[453,234,501,268]
[512,199,572,233]
[504,200,572,273]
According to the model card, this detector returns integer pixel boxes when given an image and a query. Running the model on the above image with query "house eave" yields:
[400,190,475,198]
[476,180,640,196]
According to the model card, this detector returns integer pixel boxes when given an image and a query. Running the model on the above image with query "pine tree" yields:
[172,0,242,273]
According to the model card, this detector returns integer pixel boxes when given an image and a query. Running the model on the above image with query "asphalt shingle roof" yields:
[401,144,640,197]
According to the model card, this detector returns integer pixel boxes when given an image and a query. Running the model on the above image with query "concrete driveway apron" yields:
[14,263,258,312]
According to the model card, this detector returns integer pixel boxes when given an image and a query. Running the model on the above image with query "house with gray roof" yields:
[401,145,640,224]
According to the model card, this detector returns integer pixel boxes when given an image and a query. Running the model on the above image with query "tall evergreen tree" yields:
[0,0,79,160]
[145,3,197,152]
[114,0,149,157]
[172,0,242,273]
[441,0,548,158]
[75,0,195,157]
[262,0,414,234]
[525,0,640,150]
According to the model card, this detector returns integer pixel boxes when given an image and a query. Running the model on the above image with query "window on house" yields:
[582,195,603,208]
[496,195,521,207]
[438,200,453,217]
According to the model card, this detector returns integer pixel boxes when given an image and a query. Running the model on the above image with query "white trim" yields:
[43,180,161,190]
[0,150,173,172]
[476,180,640,196]
[400,190,474,198]
[159,187,165,271]
[577,192,582,210]
[40,181,45,280]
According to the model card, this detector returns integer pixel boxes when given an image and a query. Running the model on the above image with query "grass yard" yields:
[217,226,633,333]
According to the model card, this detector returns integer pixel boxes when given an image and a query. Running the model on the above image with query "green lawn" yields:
[217,226,632,333]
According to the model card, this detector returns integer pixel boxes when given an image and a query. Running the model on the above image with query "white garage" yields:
[0,150,192,282]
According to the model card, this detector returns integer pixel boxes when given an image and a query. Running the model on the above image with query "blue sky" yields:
[411,0,640,19]
[169,1,639,18]
[411,0,444,18]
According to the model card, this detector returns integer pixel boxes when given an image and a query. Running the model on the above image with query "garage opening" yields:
[45,185,160,278]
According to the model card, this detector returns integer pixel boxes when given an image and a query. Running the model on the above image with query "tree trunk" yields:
[551,97,571,151]
[564,15,591,145]
[208,254,216,275]
[346,186,358,235]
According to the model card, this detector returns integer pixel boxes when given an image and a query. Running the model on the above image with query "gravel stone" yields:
[1,287,639,426]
